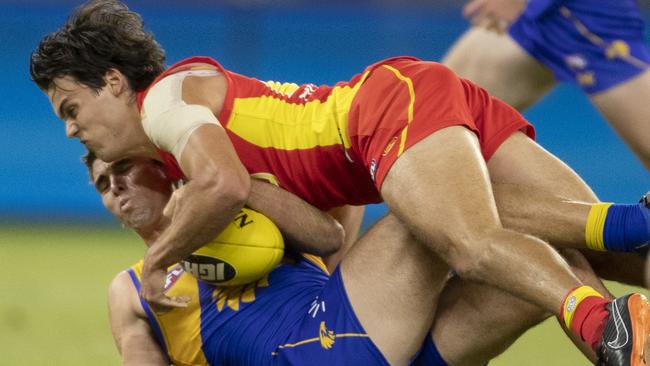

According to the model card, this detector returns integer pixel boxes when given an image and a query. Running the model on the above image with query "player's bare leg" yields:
[486,129,650,364]
[442,27,555,110]
[381,126,650,363]
[495,182,647,283]
[428,249,611,366]
[381,126,581,315]
[341,213,450,365]
[429,277,548,366]
[488,132,648,284]
[580,251,646,287]
[590,69,650,172]
[493,183,647,285]
[490,185,646,286]
[491,182,593,247]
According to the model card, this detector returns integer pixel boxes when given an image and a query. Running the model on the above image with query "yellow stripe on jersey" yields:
[264,81,302,97]
[272,321,368,355]
[131,261,208,366]
[250,172,280,186]
[380,65,415,157]
[301,253,329,275]
[227,73,370,151]
[272,333,371,356]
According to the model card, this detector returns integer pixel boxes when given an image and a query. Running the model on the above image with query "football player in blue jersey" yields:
[445,0,650,172]
[91,152,638,365]
[88,151,449,365]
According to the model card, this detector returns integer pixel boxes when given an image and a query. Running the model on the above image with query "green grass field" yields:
[0,226,645,365]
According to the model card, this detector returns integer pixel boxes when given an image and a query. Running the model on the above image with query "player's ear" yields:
[104,68,130,97]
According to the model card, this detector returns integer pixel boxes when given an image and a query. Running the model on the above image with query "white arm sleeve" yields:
[141,70,222,160]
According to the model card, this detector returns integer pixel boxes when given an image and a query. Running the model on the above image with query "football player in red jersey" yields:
[31,2,650,364]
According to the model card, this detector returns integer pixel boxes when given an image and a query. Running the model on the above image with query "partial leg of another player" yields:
[493,182,648,286]
[421,248,612,366]
[590,69,650,172]
[487,132,649,284]
[442,27,555,110]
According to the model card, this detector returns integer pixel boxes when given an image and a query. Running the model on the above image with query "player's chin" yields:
[91,146,111,162]
[123,210,155,230]
[93,145,125,163]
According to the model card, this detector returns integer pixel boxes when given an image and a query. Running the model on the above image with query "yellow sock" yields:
[585,203,613,251]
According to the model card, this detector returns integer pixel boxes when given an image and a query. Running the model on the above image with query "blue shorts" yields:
[411,335,448,366]
[272,266,390,366]
[508,0,650,94]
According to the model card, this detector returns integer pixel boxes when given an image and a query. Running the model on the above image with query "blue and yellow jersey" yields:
[126,254,331,366]
[137,56,383,210]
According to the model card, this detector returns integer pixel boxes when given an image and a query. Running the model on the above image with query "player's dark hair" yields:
[30,0,165,93]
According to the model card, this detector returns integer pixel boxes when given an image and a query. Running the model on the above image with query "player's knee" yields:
[447,228,507,281]
[449,249,490,281]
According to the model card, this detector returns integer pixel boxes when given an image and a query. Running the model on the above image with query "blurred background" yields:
[1,1,649,365]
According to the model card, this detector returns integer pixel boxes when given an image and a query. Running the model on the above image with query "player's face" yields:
[47,75,144,162]
[92,157,172,230]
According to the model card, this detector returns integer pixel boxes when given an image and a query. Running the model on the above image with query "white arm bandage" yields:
[141,70,222,160]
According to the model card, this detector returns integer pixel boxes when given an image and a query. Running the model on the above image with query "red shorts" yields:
[347,57,535,190]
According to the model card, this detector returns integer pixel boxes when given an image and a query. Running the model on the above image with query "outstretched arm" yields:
[108,272,168,366]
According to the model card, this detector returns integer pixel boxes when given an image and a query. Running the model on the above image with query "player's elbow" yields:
[219,176,250,208]
[198,169,251,211]
[317,221,346,257]
[285,221,344,257]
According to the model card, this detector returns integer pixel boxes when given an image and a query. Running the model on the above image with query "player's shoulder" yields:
[108,267,147,318]
[144,58,226,112]
[109,261,141,299]
[167,56,225,74]
[108,269,137,300]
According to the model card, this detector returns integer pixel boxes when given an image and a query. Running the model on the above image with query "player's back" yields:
[138,57,381,210]
[127,254,330,366]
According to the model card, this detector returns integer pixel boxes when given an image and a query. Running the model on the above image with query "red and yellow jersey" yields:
[137,56,380,210]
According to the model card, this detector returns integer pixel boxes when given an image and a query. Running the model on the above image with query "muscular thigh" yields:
[442,27,555,110]
[380,126,516,276]
[340,214,449,365]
